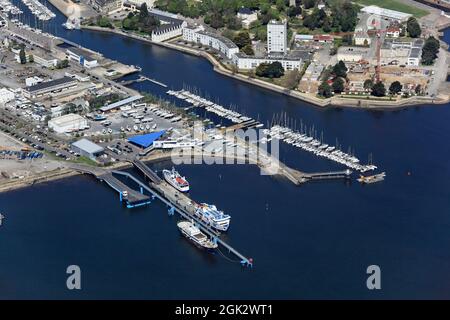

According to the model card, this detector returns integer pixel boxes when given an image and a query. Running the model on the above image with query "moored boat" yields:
[163,167,189,192]
[177,220,217,249]
[194,203,230,231]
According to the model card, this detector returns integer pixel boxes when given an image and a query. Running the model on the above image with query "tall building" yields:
[267,20,287,55]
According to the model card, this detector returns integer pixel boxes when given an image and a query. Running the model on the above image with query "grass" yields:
[354,0,429,18]
[70,155,99,166]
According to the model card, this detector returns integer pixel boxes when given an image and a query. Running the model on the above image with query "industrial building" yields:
[267,20,287,55]
[100,95,144,112]
[380,38,424,66]
[48,114,88,133]
[23,77,78,99]
[66,47,99,69]
[128,131,166,148]
[361,5,412,23]
[71,138,104,160]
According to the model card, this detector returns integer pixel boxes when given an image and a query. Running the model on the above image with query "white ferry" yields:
[194,203,231,231]
[177,221,217,250]
[163,167,189,192]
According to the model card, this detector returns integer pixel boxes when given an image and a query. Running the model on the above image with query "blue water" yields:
[1,2,450,299]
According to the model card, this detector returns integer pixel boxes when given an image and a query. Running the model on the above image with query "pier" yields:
[120,76,168,88]
[97,172,151,208]
[304,170,353,181]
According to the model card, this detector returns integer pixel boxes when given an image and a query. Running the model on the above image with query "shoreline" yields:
[80,25,449,109]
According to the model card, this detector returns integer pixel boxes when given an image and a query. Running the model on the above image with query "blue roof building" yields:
[128,131,166,148]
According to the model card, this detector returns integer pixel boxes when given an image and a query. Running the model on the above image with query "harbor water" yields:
[1,2,450,299]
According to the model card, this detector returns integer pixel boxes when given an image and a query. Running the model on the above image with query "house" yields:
[237,7,258,29]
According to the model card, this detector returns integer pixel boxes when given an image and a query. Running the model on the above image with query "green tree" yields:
[407,17,421,38]
[19,46,26,64]
[139,3,149,20]
[241,44,254,55]
[303,0,316,9]
[332,77,345,93]
[363,79,373,91]
[332,60,347,78]
[255,62,284,78]
[318,81,333,98]
[287,5,302,17]
[389,81,403,95]
[421,36,440,65]
[234,31,251,49]
[371,82,386,97]
[28,54,34,63]
[415,84,422,95]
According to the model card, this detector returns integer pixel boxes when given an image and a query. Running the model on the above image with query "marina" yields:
[0,0,22,15]
[20,0,55,21]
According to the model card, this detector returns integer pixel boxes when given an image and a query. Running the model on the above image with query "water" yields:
[1,2,450,299]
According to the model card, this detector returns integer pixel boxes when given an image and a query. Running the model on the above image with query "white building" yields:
[152,22,185,42]
[25,76,43,87]
[354,31,371,46]
[33,54,58,68]
[182,25,239,59]
[361,5,412,23]
[66,47,98,69]
[72,138,104,160]
[237,7,258,29]
[48,114,88,133]
[126,0,155,8]
[0,88,15,104]
[267,20,287,55]
[232,53,301,70]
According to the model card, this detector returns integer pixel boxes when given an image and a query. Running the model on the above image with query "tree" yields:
[363,79,373,91]
[371,82,386,97]
[407,17,421,38]
[56,59,69,69]
[19,46,26,64]
[241,44,254,55]
[415,84,422,95]
[332,60,347,78]
[332,77,345,93]
[233,31,251,49]
[318,81,333,98]
[303,0,316,9]
[421,36,440,65]
[28,54,34,63]
[287,5,302,17]
[389,81,403,95]
[285,70,301,90]
[139,3,149,20]
[255,62,284,78]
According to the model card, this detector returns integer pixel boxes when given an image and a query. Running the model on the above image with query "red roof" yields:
[313,35,333,41]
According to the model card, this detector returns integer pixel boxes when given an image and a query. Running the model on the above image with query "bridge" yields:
[132,159,162,184]
[97,172,151,208]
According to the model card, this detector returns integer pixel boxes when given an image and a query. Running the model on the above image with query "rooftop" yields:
[26,77,77,93]
[237,7,255,15]
[72,138,104,154]
[128,131,166,148]
[66,47,97,62]
[197,30,238,49]
[361,5,412,21]
[49,113,86,126]
[100,95,144,112]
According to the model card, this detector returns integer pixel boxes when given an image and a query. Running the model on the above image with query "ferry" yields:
[163,167,189,192]
[177,220,217,250]
[357,172,386,184]
[194,203,231,231]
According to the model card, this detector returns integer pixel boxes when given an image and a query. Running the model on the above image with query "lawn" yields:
[354,0,429,18]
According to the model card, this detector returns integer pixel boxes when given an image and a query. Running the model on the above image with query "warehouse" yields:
[71,138,104,160]
[23,77,78,99]
[361,5,412,23]
[48,114,88,133]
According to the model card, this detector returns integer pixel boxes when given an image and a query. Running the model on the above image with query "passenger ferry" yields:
[357,172,386,184]
[194,203,231,231]
[163,167,189,192]
[177,220,217,250]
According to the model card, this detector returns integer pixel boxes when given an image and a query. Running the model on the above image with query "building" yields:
[71,138,104,160]
[25,76,43,87]
[152,23,185,42]
[90,0,122,13]
[126,0,155,8]
[337,46,370,62]
[66,47,98,69]
[232,53,302,70]
[380,38,423,66]
[23,77,78,99]
[303,63,324,81]
[48,114,88,133]
[354,30,371,46]
[360,5,412,23]
[182,25,239,59]
[237,7,258,29]
[386,26,401,38]
[267,20,287,55]
[65,72,91,82]
[0,88,15,104]
[100,95,144,112]
[33,54,58,68]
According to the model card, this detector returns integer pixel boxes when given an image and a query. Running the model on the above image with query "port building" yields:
[128,131,166,148]
[23,77,78,99]
[66,47,99,69]
[71,138,104,160]
[48,114,88,133]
